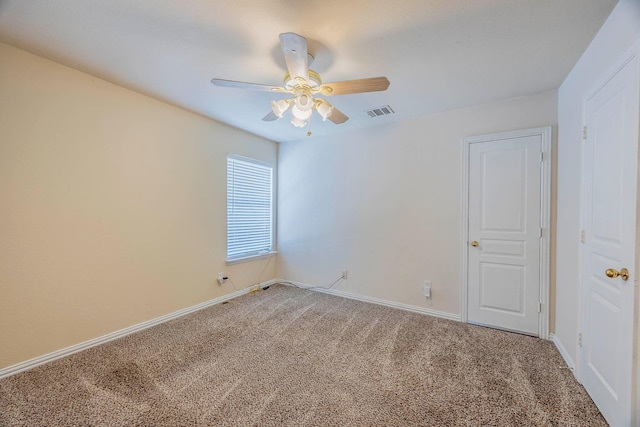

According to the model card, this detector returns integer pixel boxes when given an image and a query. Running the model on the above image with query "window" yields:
[226,155,273,262]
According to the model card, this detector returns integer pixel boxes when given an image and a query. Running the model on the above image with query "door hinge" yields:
[578,332,583,347]
[538,302,542,313]
[580,230,585,243]
[539,152,543,163]
[582,126,588,140]
[539,228,543,238]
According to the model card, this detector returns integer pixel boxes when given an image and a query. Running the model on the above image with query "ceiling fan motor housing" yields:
[284,69,322,90]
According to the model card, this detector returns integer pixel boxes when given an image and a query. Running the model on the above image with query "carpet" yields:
[0,284,605,426]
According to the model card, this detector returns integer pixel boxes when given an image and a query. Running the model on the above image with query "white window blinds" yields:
[227,156,273,261]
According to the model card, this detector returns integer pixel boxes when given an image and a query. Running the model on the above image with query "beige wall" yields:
[0,42,278,369]
[277,91,557,320]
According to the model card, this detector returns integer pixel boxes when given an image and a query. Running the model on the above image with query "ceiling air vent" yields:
[365,105,395,118]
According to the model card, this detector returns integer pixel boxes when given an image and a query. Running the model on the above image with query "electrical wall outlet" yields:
[342,271,348,280]
[217,272,224,284]
[423,280,432,298]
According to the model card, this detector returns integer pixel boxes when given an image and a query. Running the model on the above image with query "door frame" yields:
[576,39,640,423]
[460,127,552,339]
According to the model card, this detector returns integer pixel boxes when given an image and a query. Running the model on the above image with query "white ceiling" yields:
[0,0,617,142]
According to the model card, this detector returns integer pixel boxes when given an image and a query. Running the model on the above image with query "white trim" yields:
[0,279,279,380]
[635,282,640,427]
[460,126,552,339]
[277,279,461,322]
[460,136,470,323]
[226,251,277,265]
[539,126,552,340]
[550,333,576,374]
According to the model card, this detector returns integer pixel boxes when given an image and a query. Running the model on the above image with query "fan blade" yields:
[328,107,349,124]
[318,77,390,96]
[211,78,285,92]
[279,33,309,83]
[262,111,278,121]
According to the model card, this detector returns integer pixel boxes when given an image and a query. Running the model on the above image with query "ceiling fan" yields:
[211,33,390,133]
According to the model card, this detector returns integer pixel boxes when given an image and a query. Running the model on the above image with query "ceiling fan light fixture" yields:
[291,104,312,120]
[315,100,334,121]
[296,94,312,110]
[293,87,314,112]
[290,116,308,128]
[271,99,290,118]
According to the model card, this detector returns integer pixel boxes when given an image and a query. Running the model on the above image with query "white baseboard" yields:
[550,333,576,374]
[276,279,461,322]
[0,279,279,380]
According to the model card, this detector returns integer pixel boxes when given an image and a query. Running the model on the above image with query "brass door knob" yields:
[605,267,629,281]
[470,241,479,247]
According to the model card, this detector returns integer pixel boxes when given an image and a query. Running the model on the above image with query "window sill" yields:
[226,251,277,266]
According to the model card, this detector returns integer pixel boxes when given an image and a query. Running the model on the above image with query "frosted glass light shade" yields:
[316,101,334,121]
[271,99,290,118]
[290,116,307,128]
[291,105,312,120]
[295,93,313,111]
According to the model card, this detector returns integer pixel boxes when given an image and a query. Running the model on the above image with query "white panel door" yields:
[580,53,638,427]
[468,135,542,335]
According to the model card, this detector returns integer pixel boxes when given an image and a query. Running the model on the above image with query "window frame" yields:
[226,154,276,264]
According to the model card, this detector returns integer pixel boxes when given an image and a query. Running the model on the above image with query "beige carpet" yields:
[0,284,605,426]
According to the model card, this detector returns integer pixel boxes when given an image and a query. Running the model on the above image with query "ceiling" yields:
[0,0,617,143]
